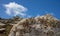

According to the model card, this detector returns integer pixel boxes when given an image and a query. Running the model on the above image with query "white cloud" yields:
[4,2,27,16]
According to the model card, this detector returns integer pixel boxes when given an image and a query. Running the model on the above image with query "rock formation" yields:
[0,16,22,36]
[8,14,60,36]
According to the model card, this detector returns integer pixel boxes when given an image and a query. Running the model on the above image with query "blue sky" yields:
[0,0,60,19]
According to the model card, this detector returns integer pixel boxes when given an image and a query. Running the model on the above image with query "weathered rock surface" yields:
[0,16,22,36]
[9,14,60,36]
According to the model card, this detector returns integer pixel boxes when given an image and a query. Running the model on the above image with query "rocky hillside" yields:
[0,16,22,36]
[8,14,60,36]
[0,14,60,36]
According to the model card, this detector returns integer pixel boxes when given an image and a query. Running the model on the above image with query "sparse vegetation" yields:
[0,14,60,36]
